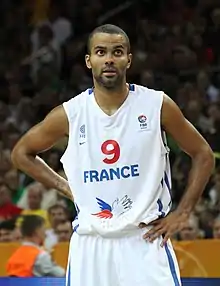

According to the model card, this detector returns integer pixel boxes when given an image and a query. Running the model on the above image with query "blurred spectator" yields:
[178,215,202,241]
[56,221,72,242]
[18,183,49,228]
[23,25,60,83]
[0,219,15,242]
[4,169,25,204]
[45,204,69,251]
[17,181,58,211]
[213,216,220,239]
[0,149,12,176]
[0,183,22,221]
[31,3,72,51]
[6,215,65,277]
[208,167,220,210]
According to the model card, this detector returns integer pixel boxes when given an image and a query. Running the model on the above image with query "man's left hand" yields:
[139,211,189,247]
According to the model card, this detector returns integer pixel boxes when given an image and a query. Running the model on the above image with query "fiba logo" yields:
[138,115,147,123]
[79,124,86,138]
[138,115,148,130]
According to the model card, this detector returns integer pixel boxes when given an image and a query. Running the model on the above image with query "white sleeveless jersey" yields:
[61,84,172,237]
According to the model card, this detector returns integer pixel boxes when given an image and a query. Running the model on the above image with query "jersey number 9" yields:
[101,140,120,164]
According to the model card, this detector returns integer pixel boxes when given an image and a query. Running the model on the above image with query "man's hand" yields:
[139,211,189,247]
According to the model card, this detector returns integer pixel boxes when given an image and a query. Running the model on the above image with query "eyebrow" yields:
[94,44,125,50]
[94,45,106,50]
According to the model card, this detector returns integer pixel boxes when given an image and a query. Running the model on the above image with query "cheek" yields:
[89,56,103,67]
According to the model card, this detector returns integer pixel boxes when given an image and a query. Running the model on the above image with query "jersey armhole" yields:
[60,102,73,164]
[158,92,169,155]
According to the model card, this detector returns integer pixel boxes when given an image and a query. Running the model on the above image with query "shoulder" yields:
[133,84,165,105]
[134,84,163,97]
[63,88,91,105]
[161,93,182,127]
[62,88,91,119]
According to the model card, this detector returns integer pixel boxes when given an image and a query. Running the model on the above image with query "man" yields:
[6,215,65,277]
[0,219,15,242]
[178,215,201,241]
[0,183,22,221]
[18,183,50,228]
[11,24,214,286]
[56,220,72,243]
[213,216,220,239]
[44,204,69,250]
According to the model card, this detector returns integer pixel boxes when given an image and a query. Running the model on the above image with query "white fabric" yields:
[61,84,172,237]
[66,230,181,286]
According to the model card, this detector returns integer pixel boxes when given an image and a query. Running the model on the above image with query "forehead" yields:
[90,33,127,49]
[28,188,41,196]
[51,207,64,213]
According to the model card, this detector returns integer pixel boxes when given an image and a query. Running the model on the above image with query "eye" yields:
[114,49,123,56]
[96,50,105,56]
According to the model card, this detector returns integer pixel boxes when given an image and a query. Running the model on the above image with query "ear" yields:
[127,53,132,69]
[85,55,92,69]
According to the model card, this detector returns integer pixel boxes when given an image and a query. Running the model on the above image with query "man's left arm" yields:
[143,94,215,246]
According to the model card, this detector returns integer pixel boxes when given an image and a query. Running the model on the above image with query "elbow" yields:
[11,145,27,170]
[195,145,215,172]
[11,146,21,169]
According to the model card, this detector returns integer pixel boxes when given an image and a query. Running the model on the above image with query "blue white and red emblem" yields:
[92,195,133,219]
[138,114,147,123]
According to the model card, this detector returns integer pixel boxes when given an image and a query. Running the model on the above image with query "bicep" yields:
[13,105,68,155]
[161,94,211,157]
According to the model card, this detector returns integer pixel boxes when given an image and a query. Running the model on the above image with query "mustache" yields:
[102,66,117,72]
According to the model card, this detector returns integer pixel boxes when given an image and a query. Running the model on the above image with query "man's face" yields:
[0,228,13,242]
[4,169,19,191]
[49,207,67,227]
[85,33,132,90]
[179,220,198,241]
[27,187,42,210]
[56,221,72,242]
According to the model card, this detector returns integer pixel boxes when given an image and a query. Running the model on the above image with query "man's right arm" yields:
[11,105,73,201]
[33,251,65,277]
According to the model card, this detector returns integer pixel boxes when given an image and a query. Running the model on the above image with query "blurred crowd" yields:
[0,0,220,266]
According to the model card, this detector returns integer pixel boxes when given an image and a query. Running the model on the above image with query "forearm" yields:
[33,252,65,277]
[12,152,73,201]
[176,148,215,215]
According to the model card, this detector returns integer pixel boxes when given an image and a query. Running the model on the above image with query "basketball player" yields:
[11,24,215,286]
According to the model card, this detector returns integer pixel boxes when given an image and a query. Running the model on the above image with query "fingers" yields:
[143,225,166,242]
[161,233,170,247]
[139,219,172,247]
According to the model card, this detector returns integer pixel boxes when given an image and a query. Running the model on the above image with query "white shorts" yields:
[66,229,181,286]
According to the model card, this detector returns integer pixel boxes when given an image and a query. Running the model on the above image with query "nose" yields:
[105,54,114,66]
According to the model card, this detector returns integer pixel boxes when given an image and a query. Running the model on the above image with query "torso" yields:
[61,84,172,237]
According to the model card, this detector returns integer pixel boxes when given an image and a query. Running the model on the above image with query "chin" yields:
[101,77,120,89]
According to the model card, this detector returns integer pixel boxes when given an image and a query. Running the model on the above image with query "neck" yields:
[93,80,129,115]
[24,237,40,246]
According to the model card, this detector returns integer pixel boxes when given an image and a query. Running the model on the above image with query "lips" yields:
[102,68,117,76]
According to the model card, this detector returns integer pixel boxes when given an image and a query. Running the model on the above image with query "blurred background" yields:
[0,0,220,279]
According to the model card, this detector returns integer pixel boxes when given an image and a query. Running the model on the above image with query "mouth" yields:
[102,71,117,77]
[102,68,117,76]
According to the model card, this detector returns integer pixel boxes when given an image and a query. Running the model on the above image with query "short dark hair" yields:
[87,24,130,54]
[0,219,16,231]
[48,203,70,218]
[20,215,45,237]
